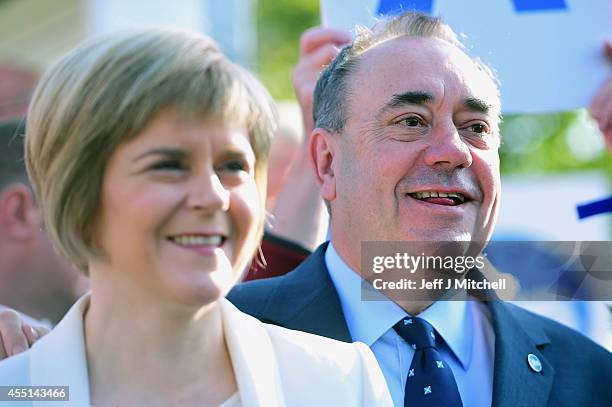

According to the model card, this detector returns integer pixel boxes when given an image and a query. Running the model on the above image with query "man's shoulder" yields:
[227,273,289,318]
[504,302,611,363]
[228,242,330,319]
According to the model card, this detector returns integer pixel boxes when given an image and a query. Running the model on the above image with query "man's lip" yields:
[404,187,478,202]
[403,194,467,211]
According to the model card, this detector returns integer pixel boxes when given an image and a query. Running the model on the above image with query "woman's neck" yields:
[84,268,237,406]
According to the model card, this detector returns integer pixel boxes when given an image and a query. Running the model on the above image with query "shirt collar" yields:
[325,242,473,370]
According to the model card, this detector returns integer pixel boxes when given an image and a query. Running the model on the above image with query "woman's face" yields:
[93,109,260,306]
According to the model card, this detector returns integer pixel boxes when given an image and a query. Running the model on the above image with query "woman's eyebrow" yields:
[132,148,188,163]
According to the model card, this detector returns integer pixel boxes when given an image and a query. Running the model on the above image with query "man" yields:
[228,12,612,407]
[0,120,87,357]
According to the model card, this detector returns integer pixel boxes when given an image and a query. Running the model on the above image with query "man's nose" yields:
[423,123,472,169]
[186,170,230,213]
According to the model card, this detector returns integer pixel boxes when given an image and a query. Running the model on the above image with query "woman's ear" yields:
[310,128,337,202]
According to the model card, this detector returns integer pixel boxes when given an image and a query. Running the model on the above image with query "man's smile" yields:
[408,191,466,206]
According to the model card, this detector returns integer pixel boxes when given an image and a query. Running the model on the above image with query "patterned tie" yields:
[393,317,463,407]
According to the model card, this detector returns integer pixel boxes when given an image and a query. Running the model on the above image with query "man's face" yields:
[326,36,501,271]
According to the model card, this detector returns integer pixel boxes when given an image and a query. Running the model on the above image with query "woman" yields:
[0,28,392,406]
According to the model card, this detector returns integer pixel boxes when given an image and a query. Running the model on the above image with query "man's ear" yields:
[0,184,40,241]
[309,127,337,202]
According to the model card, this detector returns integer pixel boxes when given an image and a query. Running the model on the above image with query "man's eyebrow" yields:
[463,97,492,114]
[133,148,188,162]
[389,91,433,108]
[376,91,434,118]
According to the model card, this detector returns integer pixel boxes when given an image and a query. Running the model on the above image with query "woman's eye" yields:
[397,116,424,127]
[217,160,248,173]
[150,160,185,171]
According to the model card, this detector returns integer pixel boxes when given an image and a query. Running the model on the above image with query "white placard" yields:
[321,0,611,114]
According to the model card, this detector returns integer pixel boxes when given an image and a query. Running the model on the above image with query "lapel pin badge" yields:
[527,353,543,373]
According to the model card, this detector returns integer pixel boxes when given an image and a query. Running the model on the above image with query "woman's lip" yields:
[171,244,223,256]
[169,232,227,237]
[166,234,227,247]
[167,236,226,256]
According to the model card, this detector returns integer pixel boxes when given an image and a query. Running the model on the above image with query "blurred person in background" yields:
[0,67,38,121]
[0,119,87,337]
[0,28,392,406]
[265,124,301,211]
[244,26,350,281]
[265,26,349,251]
[591,40,612,151]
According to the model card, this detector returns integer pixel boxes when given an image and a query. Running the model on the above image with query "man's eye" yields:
[151,160,185,171]
[397,116,424,127]
[467,123,490,134]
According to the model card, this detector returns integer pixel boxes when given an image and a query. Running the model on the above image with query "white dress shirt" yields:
[325,243,496,407]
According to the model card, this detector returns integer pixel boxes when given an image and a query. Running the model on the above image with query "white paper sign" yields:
[321,0,611,114]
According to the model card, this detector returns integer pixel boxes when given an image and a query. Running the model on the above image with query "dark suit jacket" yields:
[228,243,612,407]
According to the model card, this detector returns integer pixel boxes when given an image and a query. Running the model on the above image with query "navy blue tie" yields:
[393,317,463,407]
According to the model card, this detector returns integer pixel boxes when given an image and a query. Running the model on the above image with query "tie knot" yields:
[393,317,437,350]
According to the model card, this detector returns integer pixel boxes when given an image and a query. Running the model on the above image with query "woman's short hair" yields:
[25,28,276,272]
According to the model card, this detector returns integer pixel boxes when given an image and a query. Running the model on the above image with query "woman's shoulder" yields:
[221,297,393,405]
[262,323,392,406]
[0,349,32,385]
[221,297,368,367]
[264,321,368,364]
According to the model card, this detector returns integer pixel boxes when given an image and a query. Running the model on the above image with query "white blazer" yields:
[0,295,392,406]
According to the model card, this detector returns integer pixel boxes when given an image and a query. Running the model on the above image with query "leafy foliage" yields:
[256,0,319,100]
[500,110,611,175]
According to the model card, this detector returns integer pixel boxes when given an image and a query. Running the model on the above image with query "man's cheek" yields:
[473,150,500,188]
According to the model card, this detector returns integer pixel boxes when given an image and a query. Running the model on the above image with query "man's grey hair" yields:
[313,11,498,133]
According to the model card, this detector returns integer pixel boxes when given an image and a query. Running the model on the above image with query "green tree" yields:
[257,0,319,100]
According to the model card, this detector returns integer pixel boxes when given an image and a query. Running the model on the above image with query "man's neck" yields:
[328,240,444,315]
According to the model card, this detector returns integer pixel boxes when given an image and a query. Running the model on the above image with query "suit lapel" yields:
[30,295,92,407]
[259,242,352,342]
[220,299,286,407]
[488,300,555,407]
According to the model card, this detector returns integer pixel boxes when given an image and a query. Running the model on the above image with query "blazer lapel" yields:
[488,300,555,407]
[220,299,286,407]
[258,242,352,342]
[30,295,92,407]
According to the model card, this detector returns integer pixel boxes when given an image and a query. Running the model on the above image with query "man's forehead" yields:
[349,36,500,114]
